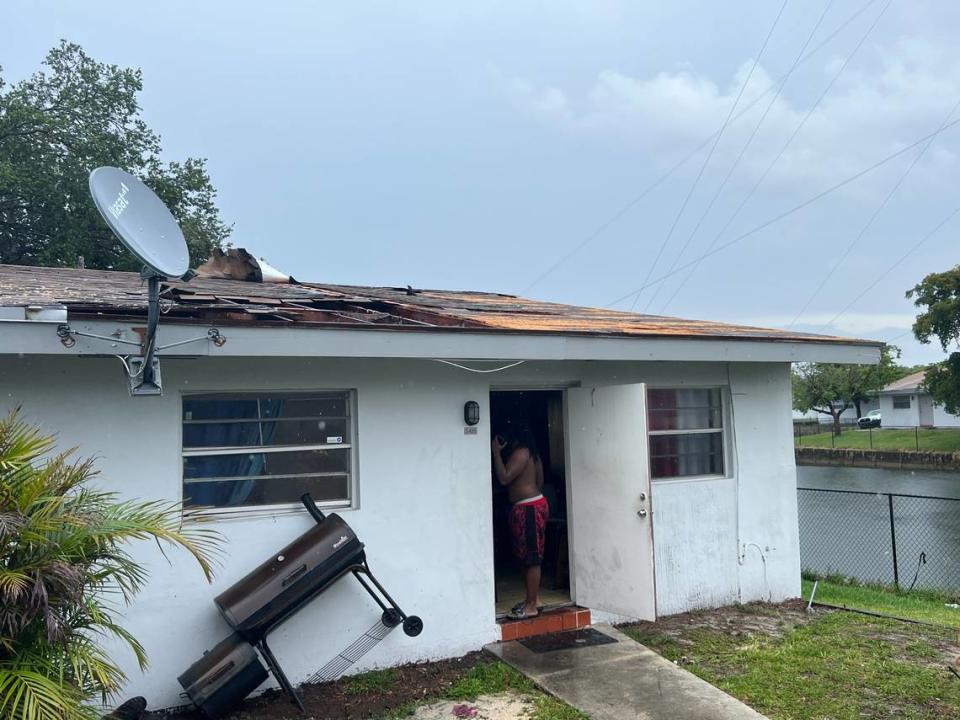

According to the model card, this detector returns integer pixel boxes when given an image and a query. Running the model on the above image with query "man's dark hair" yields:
[506,424,540,461]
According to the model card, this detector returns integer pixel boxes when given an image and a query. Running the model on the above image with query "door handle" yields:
[637,491,648,518]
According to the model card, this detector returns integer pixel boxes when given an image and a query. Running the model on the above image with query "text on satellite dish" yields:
[109,182,130,219]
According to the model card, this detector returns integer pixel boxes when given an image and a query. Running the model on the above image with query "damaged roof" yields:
[0,263,877,346]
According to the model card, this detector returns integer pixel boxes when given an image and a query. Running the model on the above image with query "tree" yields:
[0,41,230,271]
[0,409,221,719]
[792,346,905,434]
[908,265,960,413]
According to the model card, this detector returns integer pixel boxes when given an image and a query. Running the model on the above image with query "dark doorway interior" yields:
[490,390,571,616]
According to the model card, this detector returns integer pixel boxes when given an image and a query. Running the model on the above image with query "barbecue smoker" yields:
[179,494,423,716]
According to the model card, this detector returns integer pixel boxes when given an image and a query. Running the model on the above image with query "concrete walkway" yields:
[485,624,767,720]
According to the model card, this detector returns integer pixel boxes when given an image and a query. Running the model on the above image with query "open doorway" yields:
[490,390,571,617]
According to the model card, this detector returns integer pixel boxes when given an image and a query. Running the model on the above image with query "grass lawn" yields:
[794,427,960,451]
[802,577,960,628]
[622,602,960,720]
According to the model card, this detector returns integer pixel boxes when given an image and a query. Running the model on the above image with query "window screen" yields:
[893,395,911,410]
[181,392,354,509]
[648,388,725,480]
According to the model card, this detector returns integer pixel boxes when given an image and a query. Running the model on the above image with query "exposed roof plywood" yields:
[0,264,879,347]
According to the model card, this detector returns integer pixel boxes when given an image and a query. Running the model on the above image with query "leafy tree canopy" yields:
[793,346,907,432]
[0,41,230,271]
[908,265,960,413]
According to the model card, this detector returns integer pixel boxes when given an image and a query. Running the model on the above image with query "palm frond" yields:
[0,409,223,716]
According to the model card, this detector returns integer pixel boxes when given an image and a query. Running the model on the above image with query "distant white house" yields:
[877,370,960,428]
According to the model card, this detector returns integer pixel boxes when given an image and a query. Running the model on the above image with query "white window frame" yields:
[180,390,359,518]
[647,386,729,483]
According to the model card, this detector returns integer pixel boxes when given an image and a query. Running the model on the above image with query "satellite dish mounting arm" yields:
[139,272,162,393]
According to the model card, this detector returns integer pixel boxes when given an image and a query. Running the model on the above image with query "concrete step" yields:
[497,606,590,641]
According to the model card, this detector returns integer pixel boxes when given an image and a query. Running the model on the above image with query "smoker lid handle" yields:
[300,493,327,524]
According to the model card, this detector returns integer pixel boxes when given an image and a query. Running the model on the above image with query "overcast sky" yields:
[5,0,959,365]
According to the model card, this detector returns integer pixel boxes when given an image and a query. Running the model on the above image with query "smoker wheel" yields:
[402,616,423,637]
[382,609,402,628]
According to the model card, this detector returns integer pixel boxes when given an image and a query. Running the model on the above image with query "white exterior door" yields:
[566,383,656,620]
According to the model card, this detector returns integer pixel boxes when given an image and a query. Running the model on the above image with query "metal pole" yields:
[915,426,919,451]
[888,494,899,590]
[869,427,873,449]
[141,274,160,388]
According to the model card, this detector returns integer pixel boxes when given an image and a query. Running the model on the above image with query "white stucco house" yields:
[877,370,960,428]
[0,263,880,709]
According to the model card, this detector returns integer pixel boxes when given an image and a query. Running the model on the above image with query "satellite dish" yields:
[89,166,190,278]
[88,166,198,396]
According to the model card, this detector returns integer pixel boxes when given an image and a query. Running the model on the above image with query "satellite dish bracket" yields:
[133,271,164,395]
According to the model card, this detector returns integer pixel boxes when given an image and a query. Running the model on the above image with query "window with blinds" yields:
[181,392,355,509]
[648,388,726,480]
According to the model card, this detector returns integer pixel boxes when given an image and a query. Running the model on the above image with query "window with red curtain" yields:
[648,388,725,479]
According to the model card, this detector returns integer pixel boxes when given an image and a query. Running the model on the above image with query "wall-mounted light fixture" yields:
[464,401,480,426]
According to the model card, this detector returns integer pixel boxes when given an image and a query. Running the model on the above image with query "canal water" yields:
[797,465,960,499]
[796,465,960,591]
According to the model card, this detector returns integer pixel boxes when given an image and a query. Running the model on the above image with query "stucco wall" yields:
[0,354,799,706]
[0,356,495,708]
[932,402,960,428]
[879,394,919,427]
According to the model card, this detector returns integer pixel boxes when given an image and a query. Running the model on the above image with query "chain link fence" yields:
[798,487,960,592]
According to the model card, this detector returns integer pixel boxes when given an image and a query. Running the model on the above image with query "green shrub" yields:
[0,410,221,720]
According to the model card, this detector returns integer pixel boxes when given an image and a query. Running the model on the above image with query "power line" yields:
[885,329,914,344]
[604,113,960,308]
[630,0,792,312]
[822,204,960,329]
[647,0,837,314]
[789,93,960,328]
[659,0,892,314]
[519,0,882,296]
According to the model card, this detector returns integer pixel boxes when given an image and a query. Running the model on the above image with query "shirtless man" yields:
[492,428,548,620]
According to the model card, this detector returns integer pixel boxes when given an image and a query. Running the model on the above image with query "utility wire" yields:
[789,93,960,327]
[884,329,914,344]
[822,204,960,329]
[432,359,526,373]
[630,0,792,312]
[604,113,960,308]
[659,0,892,314]
[519,0,881,296]
[648,0,837,314]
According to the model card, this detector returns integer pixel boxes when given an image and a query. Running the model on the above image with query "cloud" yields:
[745,311,915,339]
[506,36,960,198]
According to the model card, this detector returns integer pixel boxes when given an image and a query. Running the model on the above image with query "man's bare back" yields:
[491,439,544,502]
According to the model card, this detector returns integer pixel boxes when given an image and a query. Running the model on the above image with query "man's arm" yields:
[492,443,531,486]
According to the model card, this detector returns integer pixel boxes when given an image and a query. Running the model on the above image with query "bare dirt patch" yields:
[148,652,490,720]
[406,693,532,720]
[627,599,815,641]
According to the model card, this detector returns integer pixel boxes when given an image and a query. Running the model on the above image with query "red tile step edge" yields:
[499,607,591,641]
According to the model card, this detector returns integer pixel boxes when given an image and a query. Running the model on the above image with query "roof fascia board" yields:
[0,319,881,364]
